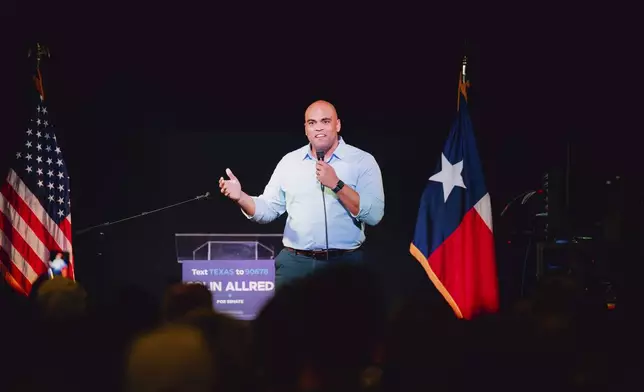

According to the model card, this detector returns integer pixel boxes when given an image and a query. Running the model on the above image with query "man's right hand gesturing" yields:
[219,168,242,201]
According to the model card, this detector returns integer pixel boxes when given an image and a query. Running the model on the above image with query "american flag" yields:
[0,68,74,295]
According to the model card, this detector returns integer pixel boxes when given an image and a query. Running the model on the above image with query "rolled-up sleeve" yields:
[241,160,286,224]
[351,154,385,226]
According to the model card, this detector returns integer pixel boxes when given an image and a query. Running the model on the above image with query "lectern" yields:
[175,233,283,320]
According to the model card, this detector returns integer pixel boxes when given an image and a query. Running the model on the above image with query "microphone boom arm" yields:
[75,192,210,236]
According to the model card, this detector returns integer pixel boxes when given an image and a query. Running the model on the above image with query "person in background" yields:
[48,252,68,278]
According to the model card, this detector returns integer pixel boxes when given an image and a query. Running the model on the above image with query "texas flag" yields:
[410,75,499,320]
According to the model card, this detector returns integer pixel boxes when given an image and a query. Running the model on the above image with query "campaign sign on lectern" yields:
[175,234,283,321]
[182,259,275,320]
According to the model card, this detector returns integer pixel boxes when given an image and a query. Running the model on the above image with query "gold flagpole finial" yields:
[27,43,50,100]
[27,43,51,69]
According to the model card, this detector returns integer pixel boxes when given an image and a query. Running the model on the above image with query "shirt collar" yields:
[303,137,346,160]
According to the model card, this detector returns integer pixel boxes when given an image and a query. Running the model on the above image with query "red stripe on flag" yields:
[412,207,498,320]
[0,248,32,294]
[59,216,72,245]
[59,216,75,280]
[0,210,47,276]
[428,207,498,319]
[0,183,62,251]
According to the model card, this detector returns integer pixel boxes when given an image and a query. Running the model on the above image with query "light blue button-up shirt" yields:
[243,138,384,251]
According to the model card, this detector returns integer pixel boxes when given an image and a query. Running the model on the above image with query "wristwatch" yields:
[332,180,345,193]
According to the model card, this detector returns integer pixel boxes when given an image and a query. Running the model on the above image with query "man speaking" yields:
[219,100,384,288]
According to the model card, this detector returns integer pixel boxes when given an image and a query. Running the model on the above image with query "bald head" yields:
[305,100,338,120]
[304,100,341,154]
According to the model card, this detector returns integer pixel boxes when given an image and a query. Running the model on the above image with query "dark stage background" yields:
[4,2,640,309]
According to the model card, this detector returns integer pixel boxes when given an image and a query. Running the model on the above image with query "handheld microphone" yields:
[316,149,330,259]
[316,150,325,190]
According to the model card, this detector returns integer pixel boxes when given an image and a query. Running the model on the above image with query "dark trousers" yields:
[274,248,364,289]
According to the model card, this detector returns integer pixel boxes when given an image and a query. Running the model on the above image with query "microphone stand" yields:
[321,183,330,261]
[74,192,211,287]
[316,151,330,261]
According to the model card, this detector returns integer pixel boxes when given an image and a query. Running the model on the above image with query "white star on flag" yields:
[429,153,467,203]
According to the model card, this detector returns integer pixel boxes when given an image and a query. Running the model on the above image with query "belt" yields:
[285,247,358,260]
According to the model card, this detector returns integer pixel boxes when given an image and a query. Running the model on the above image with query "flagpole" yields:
[27,44,76,283]
[28,43,50,102]
[458,55,468,111]
[462,55,467,84]
[28,43,50,70]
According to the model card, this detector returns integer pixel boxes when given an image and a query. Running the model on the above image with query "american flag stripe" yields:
[59,216,72,243]
[2,172,71,251]
[0,250,32,294]
[7,170,71,250]
[1,70,74,294]
[0,216,45,277]
[0,230,39,284]
[0,193,51,269]
[0,191,52,257]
